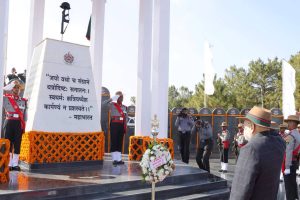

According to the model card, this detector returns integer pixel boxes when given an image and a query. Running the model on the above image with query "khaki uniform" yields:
[283,129,300,200]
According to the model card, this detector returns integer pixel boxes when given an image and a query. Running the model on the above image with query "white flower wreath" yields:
[140,143,174,183]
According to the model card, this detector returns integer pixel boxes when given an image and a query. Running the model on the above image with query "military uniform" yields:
[279,125,288,182]
[283,115,300,200]
[233,128,247,161]
[3,92,27,171]
[218,122,230,173]
[103,94,127,165]
[283,129,300,200]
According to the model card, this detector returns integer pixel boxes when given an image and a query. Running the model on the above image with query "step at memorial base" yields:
[0,161,230,200]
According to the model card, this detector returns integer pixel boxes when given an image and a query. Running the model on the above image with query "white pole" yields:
[90,0,106,126]
[151,0,170,138]
[0,0,9,138]
[27,0,45,73]
[135,0,153,136]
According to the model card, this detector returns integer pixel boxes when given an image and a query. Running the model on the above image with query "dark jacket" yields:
[230,131,285,200]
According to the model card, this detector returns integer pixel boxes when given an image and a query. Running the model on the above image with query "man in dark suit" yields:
[230,106,285,200]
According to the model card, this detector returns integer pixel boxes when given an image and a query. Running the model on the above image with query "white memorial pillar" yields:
[151,0,170,138]
[135,0,153,136]
[90,0,106,123]
[27,0,45,72]
[0,0,9,137]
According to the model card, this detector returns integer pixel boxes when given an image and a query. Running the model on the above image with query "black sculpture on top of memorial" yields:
[60,2,71,40]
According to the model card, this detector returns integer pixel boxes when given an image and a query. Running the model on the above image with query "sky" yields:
[6,0,300,105]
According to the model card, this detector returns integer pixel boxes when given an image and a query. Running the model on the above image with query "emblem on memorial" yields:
[64,52,74,64]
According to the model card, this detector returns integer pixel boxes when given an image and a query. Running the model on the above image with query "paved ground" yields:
[185,157,298,200]
[0,154,298,199]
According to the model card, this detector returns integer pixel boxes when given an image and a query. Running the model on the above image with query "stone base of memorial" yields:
[128,136,174,161]
[20,131,104,170]
[0,139,10,183]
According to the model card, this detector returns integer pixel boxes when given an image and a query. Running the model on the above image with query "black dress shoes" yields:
[117,160,125,165]
[113,160,125,165]
[113,161,118,165]
[11,166,21,171]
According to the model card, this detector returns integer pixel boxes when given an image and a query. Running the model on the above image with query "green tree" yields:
[248,58,281,109]
[224,66,255,109]
[168,85,193,109]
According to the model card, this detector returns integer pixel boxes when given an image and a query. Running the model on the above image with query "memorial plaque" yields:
[271,108,283,116]
[24,39,100,133]
[171,107,182,154]
[227,108,239,115]
[127,105,136,117]
[240,108,251,116]
[188,108,198,115]
[227,108,240,143]
[270,108,283,127]
[212,108,225,115]
[199,108,212,115]
[101,87,110,152]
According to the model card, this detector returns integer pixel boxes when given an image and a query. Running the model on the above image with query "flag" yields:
[282,60,296,119]
[203,41,215,95]
[86,17,91,40]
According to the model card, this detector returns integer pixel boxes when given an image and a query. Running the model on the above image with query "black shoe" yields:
[112,161,118,165]
[117,160,125,165]
[223,170,227,173]
[11,166,21,171]
[9,167,13,171]
[218,169,223,172]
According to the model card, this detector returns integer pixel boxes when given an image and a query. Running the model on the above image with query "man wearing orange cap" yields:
[3,80,27,171]
[217,122,230,173]
[230,106,285,200]
[282,115,300,200]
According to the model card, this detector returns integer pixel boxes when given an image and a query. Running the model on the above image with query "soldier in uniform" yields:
[192,120,213,172]
[297,123,300,176]
[278,123,288,181]
[279,123,288,138]
[282,115,300,200]
[3,80,27,171]
[103,91,127,165]
[233,123,247,162]
[217,122,230,173]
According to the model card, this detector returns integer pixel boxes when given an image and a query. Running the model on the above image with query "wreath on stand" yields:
[140,143,174,183]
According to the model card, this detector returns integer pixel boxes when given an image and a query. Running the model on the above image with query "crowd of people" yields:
[175,106,300,200]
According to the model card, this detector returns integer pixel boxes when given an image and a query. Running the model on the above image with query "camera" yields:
[195,119,209,129]
[178,108,188,118]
